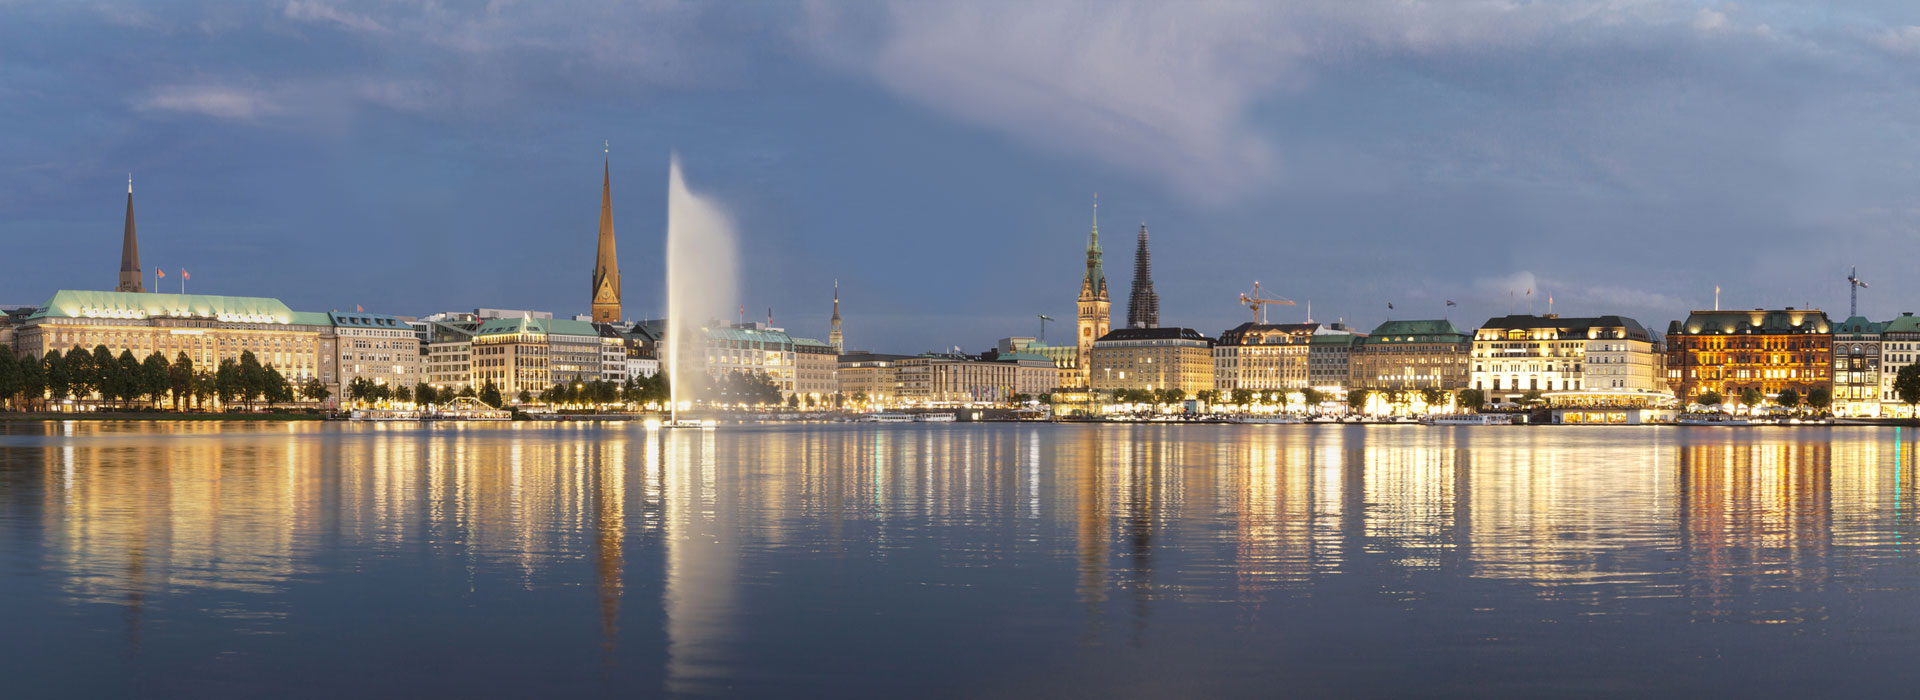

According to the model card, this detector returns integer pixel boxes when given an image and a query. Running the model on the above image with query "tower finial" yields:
[604,139,609,154]
[128,173,132,194]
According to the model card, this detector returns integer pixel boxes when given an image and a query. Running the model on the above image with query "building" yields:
[828,281,844,354]
[1664,308,1832,406]
[1351,319,1471,391]
[894,353,1041,405]
[998,352,1061,398]
[793,337,838,403]
[1881,313,1920,417]
[1213,322,1318,392]
[476,308,552,320]
[1307,326,1365,390]
[1126,223,1159,329]
[13,290,337,397]
[590,157,622,323]
[1089,327,1216,396]
[1832,315,1883,417]
[838,352,912,406]
[1075,197,1111,388]
[424,319,479,392]
[1027,340,1079,390]
[331,311,422,392]
[117,178,143,293]
[471,317,623,396]
[1468,314,1663,403]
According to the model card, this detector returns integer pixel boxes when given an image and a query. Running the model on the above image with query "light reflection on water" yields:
[3,422,1920,697]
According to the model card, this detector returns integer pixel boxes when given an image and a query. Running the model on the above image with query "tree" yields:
[1776,388,1801,411]
[238,351,266,408]
[415,382,436,406]
[0,351,16,411]
[91,345,115,403]
[517,388,533,404]
[1419,387,1445,409]
[1698,390,1723,407]
[215,359,242,409]
[303,378,331,404]
[45,350,71,403]
[1230,388,1256,406]
[1346,388,1371,413]
[1520,389,1544,405]
[115,350,141,407]
[263,366,292,407]
[1457,388,1485,411]
[61,347,89,402]
[480,380,504,408]
[457,385,477,399]
[170,353,195,411]
[1300,387,1324,408]
[141,352,169,408]
[192,370,216,410]
[1195,389,1219,405]
[1157,388,1187,406]
[394,384,413,403]
[1807,387,1833,413]
[1739,387,1764,409]
[852,391,869,406]
[18,352,46,411]
[1896,365,1920,415]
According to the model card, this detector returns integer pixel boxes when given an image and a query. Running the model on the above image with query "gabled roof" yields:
[28,290,296,324]
[1361,319,1469,345]
[1883,314,1920,334]
[1473,314,1652,341]
[1671,309,1831,335]
[1834,315,1885,336]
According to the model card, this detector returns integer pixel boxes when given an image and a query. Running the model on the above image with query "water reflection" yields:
[7,422,1920,695]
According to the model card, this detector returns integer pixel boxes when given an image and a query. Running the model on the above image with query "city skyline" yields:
[10,3,1920,352]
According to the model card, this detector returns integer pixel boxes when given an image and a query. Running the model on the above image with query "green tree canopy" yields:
[170,353,195,411]
[1739,387,1764,408]
[1346,388,1371,412]
[1698,390,1723,406]
[1777,388,1801,410]
[479,380,504,408]
[1457,388,1485,411]
[1895,365,1920,410]
[1807,386,1832,411]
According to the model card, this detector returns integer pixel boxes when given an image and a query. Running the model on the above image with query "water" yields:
[3,422,1920,697]
[663,155,737,410]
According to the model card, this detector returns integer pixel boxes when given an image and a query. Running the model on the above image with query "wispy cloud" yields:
[284,0,385,33]
[134,84,279,121]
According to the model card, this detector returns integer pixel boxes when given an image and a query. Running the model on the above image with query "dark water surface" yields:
[4,421,1920,698]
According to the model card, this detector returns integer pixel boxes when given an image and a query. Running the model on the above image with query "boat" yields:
[349,408,422,421]
[1426,414,1515,426]
[1677,413,1751,426]
[1230,415,1304,424]
[915,412,957,423]
[866,413,914,423]
[429,396,512,421]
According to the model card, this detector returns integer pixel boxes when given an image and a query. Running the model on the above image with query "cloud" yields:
[1871,25,1920,55]
[284,0,385,33]
[134,85,279,121]
[1693,8,1728,33]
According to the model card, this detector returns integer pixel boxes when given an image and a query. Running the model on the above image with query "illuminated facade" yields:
[1468,314,1663,403]
[471,317,622,395]
[1881,313,1920,417]
[1351,319,1471,390]
[1074,198,1110,389]
[1089,327,1216,395]
[1307,330,1365,390]
[424,319,479,391]
[793,337,838,402]
[13,290,337,393]
[331,311,421,391]
[837,352,911,405]
[590,158,622,323]
[1213,322,1317,392]
[893,354,1050,405]
[1663,308,1832,405]
[1831,315,1883,417]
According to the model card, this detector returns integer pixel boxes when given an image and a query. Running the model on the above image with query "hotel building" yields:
[331,311,422,391]
[1469,314,1664,403]
[1350,320,1471,391]
[1212,322,1317,392]
[471,317,623,396]
[13,290,337,392]
[1308,329,1365,390]
[1664,308,1833,405]
[1832,315,1883,417]
[1089,327,1216,396]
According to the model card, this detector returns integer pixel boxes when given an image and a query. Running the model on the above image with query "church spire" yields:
[828,280,844,354]
[1126,222,1159,328]
[118,174,143,293]
[591,148,622,323]
[1080,193,1106,301]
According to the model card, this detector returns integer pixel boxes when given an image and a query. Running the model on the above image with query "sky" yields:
[7,1,1920,352]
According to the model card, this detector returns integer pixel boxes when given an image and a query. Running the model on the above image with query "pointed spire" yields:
[1126,221,1158,328]
[117,175,143,293]
[1081,193,1107,301]
[829,279,844,353]
[591,149,622,323]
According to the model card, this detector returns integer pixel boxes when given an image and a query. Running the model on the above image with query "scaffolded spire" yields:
[1126,222,1159,328]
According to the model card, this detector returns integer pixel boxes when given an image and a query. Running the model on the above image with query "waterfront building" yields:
[331,311,422,393]
[1126,223,1159,329]
[1469,314,1663,404]
[1307,326,1365,390]
[1074,198,1111,388]
[1213,322,1317,392]
[838,352,912,406]
[13,290,338,397]
[475,308,552,320]
[424,319,479,392]
[1832,315,1883,417]
[793,337,838,403]
[626,356,660,379]
[471,317,623,396]
[590,158,623,323]
[894,353,1042,406]
[1351,320,1471,391]
[1029,341,1079,390]
[117,179,142,293]
[828,281,844,354]
[1881,313,1920,417]
[1089,327,1216,396]
[1663,308,1833,406]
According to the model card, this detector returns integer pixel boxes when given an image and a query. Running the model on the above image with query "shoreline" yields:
[0,412,327,422]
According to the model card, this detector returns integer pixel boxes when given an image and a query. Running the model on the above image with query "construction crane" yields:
[1239,281,1295,324]
[1848,266,1868,317]
[1038,314,1054,342]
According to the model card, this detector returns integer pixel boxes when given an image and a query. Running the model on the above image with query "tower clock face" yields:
[595,279,618,303]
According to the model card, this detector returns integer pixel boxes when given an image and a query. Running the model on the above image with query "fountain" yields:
[662,154,738,427]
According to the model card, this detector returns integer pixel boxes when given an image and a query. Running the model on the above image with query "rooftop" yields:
[28,289,302,324]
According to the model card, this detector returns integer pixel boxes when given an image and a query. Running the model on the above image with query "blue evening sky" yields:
[6,1,1920,351]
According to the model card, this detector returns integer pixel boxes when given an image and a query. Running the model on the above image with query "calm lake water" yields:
[4,421,1920,698]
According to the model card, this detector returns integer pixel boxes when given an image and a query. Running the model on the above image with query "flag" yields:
[155,268,164,279]
[1526,288,1532,296]
[181,269,189,280]
[356,304,363,312]
[1387,302,1394,310]
[1445,300,1456,307]
[1548,296,1553,305]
